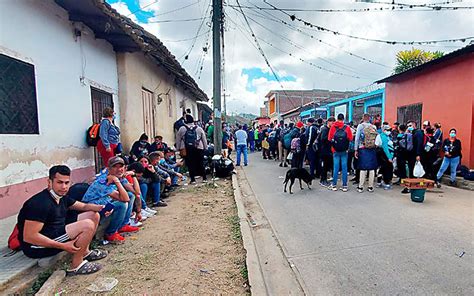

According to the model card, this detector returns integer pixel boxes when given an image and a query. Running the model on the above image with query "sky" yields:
[106,0,474,115]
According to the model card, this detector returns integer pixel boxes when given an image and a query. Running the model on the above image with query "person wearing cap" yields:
[291,121,307,168]
[149,135,168,153]
[422,120,431,131]
[206,120,214,144]
[82,156,140,243]
[375,125,395,189]
[176,114,208,184]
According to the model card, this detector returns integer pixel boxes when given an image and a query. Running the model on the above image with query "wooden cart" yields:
[401,178,435,203]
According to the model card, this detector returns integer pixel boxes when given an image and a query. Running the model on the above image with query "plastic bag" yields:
[287,152,293,160]
[413,161,425,178]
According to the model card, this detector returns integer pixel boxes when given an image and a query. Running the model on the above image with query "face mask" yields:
[384,131,391,136]
[49,189,63,201]
[450,132,456,138]
[159,159,166,165]
[408,127,414,131]
[113,115,117,121]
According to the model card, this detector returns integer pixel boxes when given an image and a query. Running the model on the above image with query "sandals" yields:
[84,249,108,261]
[66,260,102,276]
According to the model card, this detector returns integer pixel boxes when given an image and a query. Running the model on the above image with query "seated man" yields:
[151,151,183,187]
[137,155,168,207]
[18,165,109,276]
[125,162,157,218]
[164,148,184,173]
[82,156,140,244]
[149,135,168,153]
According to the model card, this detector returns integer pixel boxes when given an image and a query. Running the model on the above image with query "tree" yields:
[394,48,444,74]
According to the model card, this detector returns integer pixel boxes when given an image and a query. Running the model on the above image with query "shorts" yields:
[22,232,71,259]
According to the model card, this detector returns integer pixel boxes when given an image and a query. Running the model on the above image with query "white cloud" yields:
[110,0,474,115]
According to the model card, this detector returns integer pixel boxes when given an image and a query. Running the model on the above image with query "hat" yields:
[423,120,430,126]
[108,156,125,168]
[383,125,391,131]
[185,114,194,124]
[296,121,304,129]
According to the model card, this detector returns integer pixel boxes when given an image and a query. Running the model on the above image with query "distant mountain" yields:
[238,113,258,120]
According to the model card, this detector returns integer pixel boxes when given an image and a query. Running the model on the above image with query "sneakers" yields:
[129,219,143,227]
[104,232,125,244]
[357,186,363,193]
[449,181,457,187]
[118,224,139,233]
[141,210,154,218]
[144,207,157,214]
[328,185,338,191]
[153,201,168,207]
[435,180,442,188]
[341,186,348,192]
[401,188,410,194]
[367,187,374,193]
[319,181,329,188]
[383,184,392,190]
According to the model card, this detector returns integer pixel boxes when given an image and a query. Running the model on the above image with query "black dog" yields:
[283,168,313,194]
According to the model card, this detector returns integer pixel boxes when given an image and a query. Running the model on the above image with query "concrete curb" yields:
[232,174,268,296]
[35,270,65,296]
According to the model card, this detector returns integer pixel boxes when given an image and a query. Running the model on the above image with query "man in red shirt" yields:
[327,113,353,192]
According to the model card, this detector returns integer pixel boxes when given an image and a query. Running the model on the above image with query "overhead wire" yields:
[226,11,374,80]
[262,0,474,45]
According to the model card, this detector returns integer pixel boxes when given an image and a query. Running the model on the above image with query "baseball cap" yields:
[423,120,430,126]
[296,121,304,128]
[108,156,125,168]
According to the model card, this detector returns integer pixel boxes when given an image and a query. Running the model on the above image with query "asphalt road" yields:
[242,152,473,295]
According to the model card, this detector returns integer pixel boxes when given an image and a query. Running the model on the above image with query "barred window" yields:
[0,54,39,134]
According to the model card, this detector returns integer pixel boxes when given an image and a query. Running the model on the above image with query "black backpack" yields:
[332,125,349,152]
[86,123,100,146]
[184,126,198,147]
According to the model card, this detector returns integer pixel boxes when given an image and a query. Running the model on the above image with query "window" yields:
[0,54,39,134]
[397,103,423,127]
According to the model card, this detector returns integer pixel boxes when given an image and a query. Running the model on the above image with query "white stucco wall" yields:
[175,88,198,121]
[0,0,119,187]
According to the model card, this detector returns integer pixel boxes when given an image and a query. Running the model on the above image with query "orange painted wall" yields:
[384,54,474,168]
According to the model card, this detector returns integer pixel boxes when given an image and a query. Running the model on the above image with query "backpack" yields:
[332,125,349,152]
[184,126,198,147]
[174,118,185,131]
[8,224,20,251]
[362,125,378,149]
[399,133,414,152]
[86,123,100,146]
[291,137,301,153]
[283,128,299,149]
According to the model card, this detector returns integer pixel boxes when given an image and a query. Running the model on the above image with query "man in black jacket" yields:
[305,118,320,179]
[318,117,335,187]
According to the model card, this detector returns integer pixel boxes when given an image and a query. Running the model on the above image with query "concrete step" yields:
[0,247,38,292]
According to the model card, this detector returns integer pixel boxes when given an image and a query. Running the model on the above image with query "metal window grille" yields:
[90,87,113,172]
[0,54,39,134]
[397,103,423,127]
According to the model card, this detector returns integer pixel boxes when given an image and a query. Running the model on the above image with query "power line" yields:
[234,0,298,109]
[226,10,376,79]
[226,1,472,12]
[160,31,209,42]
[241,5,390,68]
[262,0,474,45]
[126,0,159,17]
[147,16,208,23]
[154,0,201,17]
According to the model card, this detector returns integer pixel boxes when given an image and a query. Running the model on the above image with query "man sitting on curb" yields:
[17,165,109,276]
[82,156,140,244]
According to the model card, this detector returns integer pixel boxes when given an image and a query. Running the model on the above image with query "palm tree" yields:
[394,48,444,74]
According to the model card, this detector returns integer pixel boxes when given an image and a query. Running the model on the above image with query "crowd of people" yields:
[15,107,209,276]
[245,113,462,193]
[13,105,464,276]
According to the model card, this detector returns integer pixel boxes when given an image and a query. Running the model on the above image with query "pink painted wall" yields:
[384,54,474,168]
[0,166,95,219]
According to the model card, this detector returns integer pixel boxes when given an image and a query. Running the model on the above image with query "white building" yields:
[0,0,208,219]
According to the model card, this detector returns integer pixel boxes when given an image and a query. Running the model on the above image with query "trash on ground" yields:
[457,251,465,258]
[278,176,284,179]
[86,277,118,292]
[199,269,209,274]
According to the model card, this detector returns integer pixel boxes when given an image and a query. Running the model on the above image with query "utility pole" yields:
[212,0,223,154]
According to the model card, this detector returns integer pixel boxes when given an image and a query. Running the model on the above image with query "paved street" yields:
[241,152,473,295]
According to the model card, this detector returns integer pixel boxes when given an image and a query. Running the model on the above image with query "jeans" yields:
[306,148,317,178]
[249,141,255,152]
[106,192,135,235]
[236,144,248,166]
[436,156,460,182]
[140,181,161,206]
[332,151,348,186]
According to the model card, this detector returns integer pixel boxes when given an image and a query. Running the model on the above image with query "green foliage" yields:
[394,48,444,74]
[27,269,54,295]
